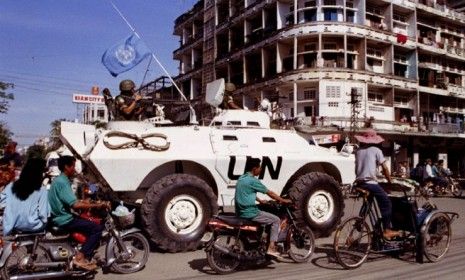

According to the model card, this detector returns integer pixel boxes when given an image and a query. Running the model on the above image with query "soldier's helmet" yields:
[119,79,136,91]
[225,82,236,92]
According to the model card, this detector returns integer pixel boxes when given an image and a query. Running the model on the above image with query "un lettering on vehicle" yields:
[227,156,283,180]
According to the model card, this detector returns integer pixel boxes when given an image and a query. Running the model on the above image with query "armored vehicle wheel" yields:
[289,172,344,237]
[141,174,218,252]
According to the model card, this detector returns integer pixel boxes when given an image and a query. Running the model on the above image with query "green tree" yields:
[26,144,46,160]
[0,81,14,114]
[0,122,13,150]
[48,118,67,151]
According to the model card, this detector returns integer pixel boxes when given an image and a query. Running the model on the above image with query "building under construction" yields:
[152,0,465,173]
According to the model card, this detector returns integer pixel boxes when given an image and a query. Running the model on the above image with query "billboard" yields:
[72,94,105,104]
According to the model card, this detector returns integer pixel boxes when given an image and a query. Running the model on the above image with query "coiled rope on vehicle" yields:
[103,131,170,151]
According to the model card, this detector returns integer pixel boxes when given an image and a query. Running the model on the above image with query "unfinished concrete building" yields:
[171,0,465,171]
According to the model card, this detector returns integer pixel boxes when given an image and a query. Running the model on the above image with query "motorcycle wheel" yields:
[110,232,150,274]
[206,234,243,274]
[1,245,51,279]
[287,225,315,263]
[450,178,462,197]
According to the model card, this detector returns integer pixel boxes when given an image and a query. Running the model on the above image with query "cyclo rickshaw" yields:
[333,177,459,269]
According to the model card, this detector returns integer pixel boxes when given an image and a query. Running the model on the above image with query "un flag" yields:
[101,33,151,77]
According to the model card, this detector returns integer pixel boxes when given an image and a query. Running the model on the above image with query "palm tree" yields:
[48,118,67,151]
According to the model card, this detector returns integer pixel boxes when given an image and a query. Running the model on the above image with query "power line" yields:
[0,76,88,93]
[0,73,94,89]
[0,69,104,86]
[13,85,73,96]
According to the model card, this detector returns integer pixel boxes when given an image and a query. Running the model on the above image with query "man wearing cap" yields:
[354,129,400,240]
[221,82,241,110]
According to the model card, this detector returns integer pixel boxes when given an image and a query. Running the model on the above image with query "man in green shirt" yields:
[235,158,291,260]
[49,156,109,271]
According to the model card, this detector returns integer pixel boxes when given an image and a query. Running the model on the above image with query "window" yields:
[304,89,316,99]
[229,121,241,126]
[323,43,337,50]
[324,9,338,21]
[223,135,238,141]
[262,137,276,143]
[305,0,316,7]
[368,92,383,103]
[303,10,317,22]
[346,11,355,23]
[304,44,316,52]
[326,86,341,98]
[288,91,294,101]
[394,54,407,63]
[369,106,385,112]
[393,14,406,23]
[97,109,105,118]
[394,96,409,105]
[247,121,260,127]
[328,102,339,107]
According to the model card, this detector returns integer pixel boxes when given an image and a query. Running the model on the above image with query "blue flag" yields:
[101,33,151,77]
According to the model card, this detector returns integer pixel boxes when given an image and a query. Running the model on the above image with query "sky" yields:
[0,0,198,146]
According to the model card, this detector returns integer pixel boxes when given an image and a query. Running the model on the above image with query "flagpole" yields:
[106,0,190,104]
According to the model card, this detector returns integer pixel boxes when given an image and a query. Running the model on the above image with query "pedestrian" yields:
[0,141,22,169]
[354,129,400,239]
[397,161,408,178]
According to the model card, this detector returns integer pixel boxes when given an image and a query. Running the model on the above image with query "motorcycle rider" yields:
[48,156,109,271]
[354,129,401,240]
[234,157,292,260]
[114,79,143,120]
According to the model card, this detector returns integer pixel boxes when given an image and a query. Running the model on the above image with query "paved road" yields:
[99,196,465,280]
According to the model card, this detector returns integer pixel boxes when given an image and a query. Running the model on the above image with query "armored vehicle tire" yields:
[289,172,344,238]
[141,174,218,252]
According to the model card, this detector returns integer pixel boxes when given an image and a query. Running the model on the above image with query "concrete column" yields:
[293,82,298,117]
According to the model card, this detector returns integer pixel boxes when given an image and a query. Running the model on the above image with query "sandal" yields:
[72,258,98,271]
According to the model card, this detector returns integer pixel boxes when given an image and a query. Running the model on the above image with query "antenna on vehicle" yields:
[106,0,198,124]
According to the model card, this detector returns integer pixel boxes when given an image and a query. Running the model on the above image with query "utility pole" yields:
[348,87,361,143]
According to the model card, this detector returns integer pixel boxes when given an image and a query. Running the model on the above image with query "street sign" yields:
[91,86,100,95]
[72,94,104,104]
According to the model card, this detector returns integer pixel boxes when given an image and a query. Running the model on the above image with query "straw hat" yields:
[354,129,384,144]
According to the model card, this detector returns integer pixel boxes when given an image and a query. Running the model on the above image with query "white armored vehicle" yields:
[60,80,355,252]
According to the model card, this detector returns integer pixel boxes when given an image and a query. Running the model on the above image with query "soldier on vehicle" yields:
[354,129,400,240]
[114,79,143,121]
[220,82,241,110]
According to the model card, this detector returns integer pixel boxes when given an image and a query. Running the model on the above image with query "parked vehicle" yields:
[59,80,355,252]
[0,208,149,279]
[203,200,315,274]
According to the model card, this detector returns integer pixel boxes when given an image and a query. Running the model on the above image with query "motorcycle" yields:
[0,206,149,279]
[203,200,315,274]
[422,174,461,197]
